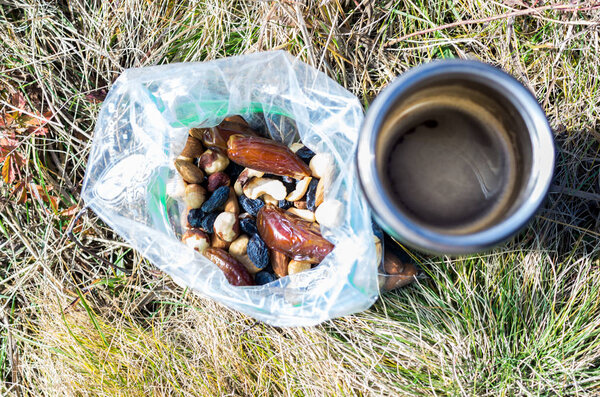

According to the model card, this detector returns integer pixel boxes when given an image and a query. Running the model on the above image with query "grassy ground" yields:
[1,0,599,395]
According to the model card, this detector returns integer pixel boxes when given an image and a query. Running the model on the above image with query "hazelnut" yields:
[243,177,287,200]
[214,212,239,242]
[211,233,230,249]
[182,229,210,253]
[207,172,230,192]
[184,184,207,209]
[314,199,344,228]
[288,260,312,275]
[234,168,265,196]
[198,149,229,174]
[285,176,312,202]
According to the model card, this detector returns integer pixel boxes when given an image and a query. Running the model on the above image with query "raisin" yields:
[201,186,229,213]
[305,178,319,211]
[280,175,296,194]
[247,234,269,270]
[225,161,245,181]
[295,146,315,164]
[255,271,277,285]
[278,200,293,210]
[200,212,219,234]
[187,208,204,228]
[239,216,259,236]
[239,194,264,217]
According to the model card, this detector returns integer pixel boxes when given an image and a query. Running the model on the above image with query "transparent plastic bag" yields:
[81,50,379,326]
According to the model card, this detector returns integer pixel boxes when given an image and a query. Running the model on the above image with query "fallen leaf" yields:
[2,153,22,184]
[60,204,79,217]
[9,92,26,110]
[10,181,27,203]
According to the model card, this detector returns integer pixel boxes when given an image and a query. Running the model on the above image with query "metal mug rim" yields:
[356,59,555,255]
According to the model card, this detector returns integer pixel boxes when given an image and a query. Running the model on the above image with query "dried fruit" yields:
[257,204,334,263]
[203,248,254,286]
[185,184,207,209]
[201,186,230,213]
[271,251,289,278]
[288,260,312,275]
[227,135,311,179]
[187,208,204,228]
[255,271,276,285]
[278,200,293,210]
[195,120,256,152]
[381,250,420,291]
[175,159,204,184]
[295,146,315,164]
[305,178,319,211]
[247,234,269,270]
[239,215,258,236]
[200,212,218,233]
[239,194,264,217]
[225,161,245,181]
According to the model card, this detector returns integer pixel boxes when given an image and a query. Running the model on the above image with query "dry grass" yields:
[1,0,600,395]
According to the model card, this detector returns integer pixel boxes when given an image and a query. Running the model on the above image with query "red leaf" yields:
[0,112,16,128]
[9,92,26,110]
[22,112,52,136]
[10,181,27,203]
[28,183,59,211]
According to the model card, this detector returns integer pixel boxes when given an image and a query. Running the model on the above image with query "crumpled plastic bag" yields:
[81,50,379,326]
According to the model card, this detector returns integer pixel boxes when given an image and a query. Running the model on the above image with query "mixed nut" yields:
[172,116,341,287]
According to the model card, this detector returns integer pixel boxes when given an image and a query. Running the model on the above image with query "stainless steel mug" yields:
[356,60,555,255]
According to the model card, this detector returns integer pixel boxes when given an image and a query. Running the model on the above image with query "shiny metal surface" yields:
[356,60,555,255]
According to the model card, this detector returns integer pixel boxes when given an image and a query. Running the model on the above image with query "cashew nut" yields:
[309,153,334,179]
[234,168,265,196]
[243,177,287,200]
[286,176,312,201]
[286,207,316,222]
[289,142,304,153]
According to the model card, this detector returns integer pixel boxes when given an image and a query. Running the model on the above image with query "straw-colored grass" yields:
[1,1,599,395]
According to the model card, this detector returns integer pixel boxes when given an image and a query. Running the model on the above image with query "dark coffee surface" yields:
[385,103,513,233]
